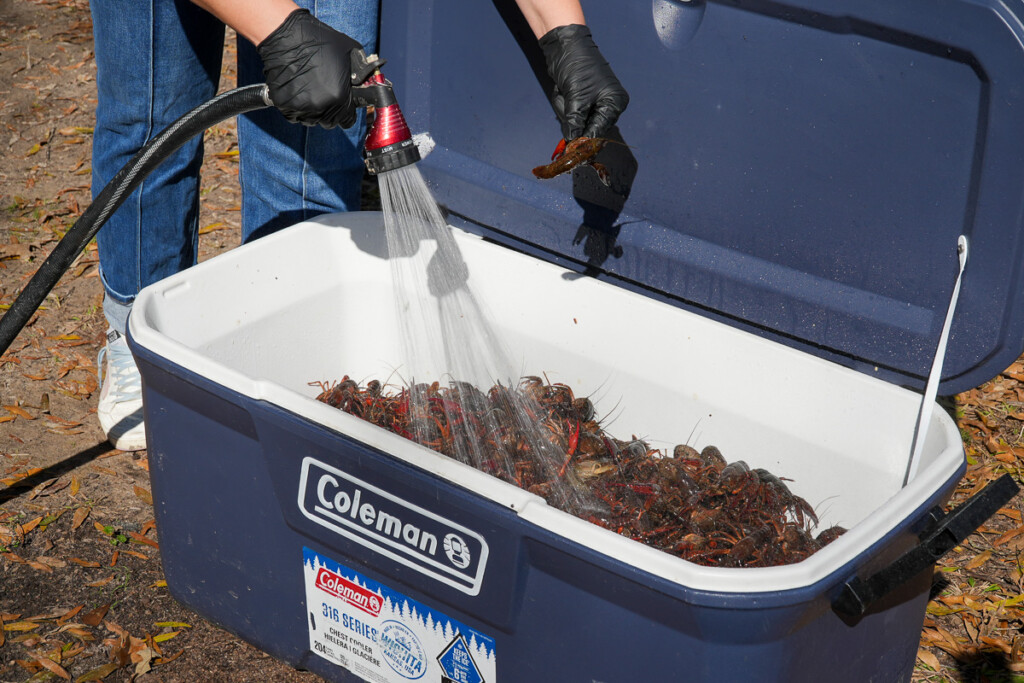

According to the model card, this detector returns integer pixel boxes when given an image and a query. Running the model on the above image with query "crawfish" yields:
[532,137,611,186]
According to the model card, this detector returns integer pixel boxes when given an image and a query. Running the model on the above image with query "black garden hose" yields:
[0,84,273,357]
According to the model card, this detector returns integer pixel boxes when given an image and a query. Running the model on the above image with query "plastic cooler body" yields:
[128,213,965,682]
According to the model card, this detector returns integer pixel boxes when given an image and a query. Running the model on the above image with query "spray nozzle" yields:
[350,49,421,174]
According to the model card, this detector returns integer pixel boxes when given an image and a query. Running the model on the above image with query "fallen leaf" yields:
[18,516,43,535]
[61,626,94,640]
[15,658,41,674]
[37,555,67,568]
[153,621,191,629]
[999,507,1024,524]
[80,604,109,627]
[926,602,965,616]
[69,557,100,568]
[994,526,1024,547]
[133,486,152,506]
[27,560,54,573]
[965,549,993,570]
[0,613,5,647]
[155,650,183,665]
[85,577,114,588]
[152,630,180,643]
[134,644,157,675]
[150,580,167,588]
[4,404,34,420]
[3,620,40,632]
[198,222,227,235]
[34,654,71,680]
[918,649,941,672]
[29,477,66,499]
[70,476,80,497]
[72,507,90,530]
[122,550,148,560]
[74,661,120,682]
[128,531,158,548]
[57,605,84,625]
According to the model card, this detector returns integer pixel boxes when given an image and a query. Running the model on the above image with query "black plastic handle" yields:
[833,473,1020,619]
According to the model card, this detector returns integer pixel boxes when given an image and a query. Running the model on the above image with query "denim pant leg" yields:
[91,0,224,334]
[236,1,379,241]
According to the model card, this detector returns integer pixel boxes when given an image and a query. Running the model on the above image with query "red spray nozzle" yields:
[354,71,421,174]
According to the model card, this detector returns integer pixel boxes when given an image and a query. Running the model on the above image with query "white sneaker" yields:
[97,329,146,451]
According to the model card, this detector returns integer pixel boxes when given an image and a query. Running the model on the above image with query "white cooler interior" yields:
[130,212,964,593]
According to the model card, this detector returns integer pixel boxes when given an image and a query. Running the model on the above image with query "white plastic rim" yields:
[129,212,965,595]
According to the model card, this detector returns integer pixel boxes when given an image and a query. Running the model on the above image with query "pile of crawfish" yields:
[312,375,845,568]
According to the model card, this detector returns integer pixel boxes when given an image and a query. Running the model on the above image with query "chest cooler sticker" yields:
[304,547,497,683]
[297,456,489,595]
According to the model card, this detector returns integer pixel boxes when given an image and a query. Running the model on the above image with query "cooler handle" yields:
[832,473,1019,619]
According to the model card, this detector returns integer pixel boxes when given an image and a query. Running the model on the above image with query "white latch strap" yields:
[904,235,968,486]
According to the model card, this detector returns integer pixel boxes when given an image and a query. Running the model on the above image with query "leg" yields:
[91,0,225,333]
[236,0,380,241]
[90,0,224,450]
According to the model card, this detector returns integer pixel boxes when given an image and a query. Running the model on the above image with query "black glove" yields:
[539,24,629,140]
[257,9,362,129]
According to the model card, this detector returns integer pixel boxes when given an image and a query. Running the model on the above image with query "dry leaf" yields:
[965,549,993,570]
[27,560,54,573]
[34,654,71,681]
[69,557,100,568]
[3,620,40,632]
[4,404,34,420]
[72,507,90,530]
[918,649,941,672]
[15,659,41,674]
[37,555,67,568]
[0,613,5,647]
[57,605,84,625]
[198,222,227,234]
[85,577,114,588]
[74,661,120,682]
[18,516,43,535]
[128,531,158,548]
[70,476,81,497]
[133,486,153,506]
[80,604,109,627]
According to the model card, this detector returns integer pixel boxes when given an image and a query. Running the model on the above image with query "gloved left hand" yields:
[257,9,363,129]
[539,24,629,140]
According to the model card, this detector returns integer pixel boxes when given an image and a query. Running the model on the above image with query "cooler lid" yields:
[379,0,1024,395]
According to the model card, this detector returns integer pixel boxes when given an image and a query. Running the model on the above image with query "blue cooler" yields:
[127,1,1024,681]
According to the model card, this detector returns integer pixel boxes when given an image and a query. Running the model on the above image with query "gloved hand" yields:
[539,24,629,140]
[257,9,362,129]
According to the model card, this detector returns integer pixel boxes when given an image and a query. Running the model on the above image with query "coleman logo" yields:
[314,567,382,617]
[298,457,489,595]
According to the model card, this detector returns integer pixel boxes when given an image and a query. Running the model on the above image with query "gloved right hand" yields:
[257,9,363,129]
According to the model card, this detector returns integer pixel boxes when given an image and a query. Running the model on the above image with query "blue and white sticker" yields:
[303,547,496,683]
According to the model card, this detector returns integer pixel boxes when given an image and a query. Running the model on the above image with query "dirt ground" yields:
[2,1,1024,682]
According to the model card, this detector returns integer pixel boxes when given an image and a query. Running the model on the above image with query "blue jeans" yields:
[90,0,378,334]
